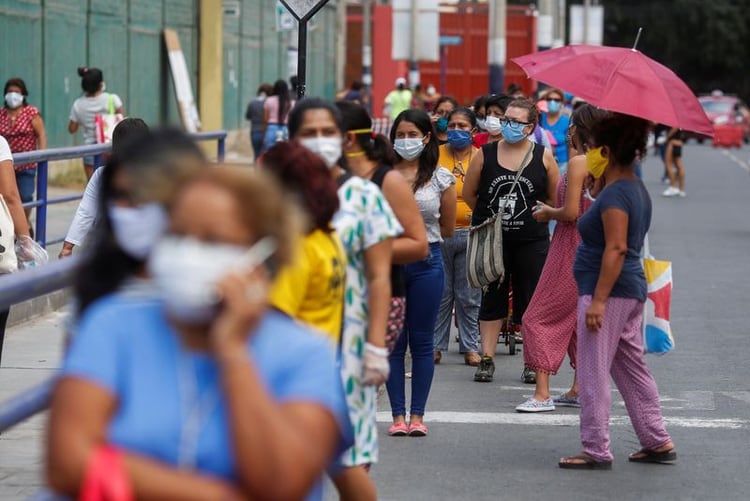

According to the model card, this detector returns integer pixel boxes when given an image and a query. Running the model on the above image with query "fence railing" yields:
[0,131,227,433]
[14,130,227,248]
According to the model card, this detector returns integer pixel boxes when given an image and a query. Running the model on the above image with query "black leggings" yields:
[0,308,10,365]
[479,238,549,324]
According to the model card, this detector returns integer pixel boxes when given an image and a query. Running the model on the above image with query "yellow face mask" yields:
[585,146,608,179]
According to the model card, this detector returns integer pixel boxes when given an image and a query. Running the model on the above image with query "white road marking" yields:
[376,412,748,430]
[721,149,750,173]
[721,391,750,405]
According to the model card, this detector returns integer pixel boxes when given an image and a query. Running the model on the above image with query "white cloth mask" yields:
[485,116,502,135]
[108,204,168,260]
[4,92,23,109]
[393,138,425,161]
[148,236,248,325]
[300,137,342,169]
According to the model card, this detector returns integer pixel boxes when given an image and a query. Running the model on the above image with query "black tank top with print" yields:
[471,141,549,241]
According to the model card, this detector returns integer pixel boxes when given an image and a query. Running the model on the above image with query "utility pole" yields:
[488,0,506,95]
[409,0,420,88]
[362,0,373,112]
[583,0,590,44]
[538,0,554,51]
[556,0,566,47]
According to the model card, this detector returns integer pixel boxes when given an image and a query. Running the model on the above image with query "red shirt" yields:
[472,132,489,148]
[0,105,40,170]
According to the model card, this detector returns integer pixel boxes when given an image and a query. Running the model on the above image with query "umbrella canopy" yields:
[512,44,713,136]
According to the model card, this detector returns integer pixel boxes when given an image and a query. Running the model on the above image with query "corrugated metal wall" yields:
[0,1,339,147]
[222,1,339,131]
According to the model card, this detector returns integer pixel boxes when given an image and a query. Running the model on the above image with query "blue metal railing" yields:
[0,131,227,433]
[14,131,227,248]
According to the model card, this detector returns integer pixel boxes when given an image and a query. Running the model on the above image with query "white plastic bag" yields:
[15,235,48,269]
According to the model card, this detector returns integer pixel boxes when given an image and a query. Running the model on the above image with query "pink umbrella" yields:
[512,44,713,136]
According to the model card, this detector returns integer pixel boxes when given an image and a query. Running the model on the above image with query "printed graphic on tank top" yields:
[472,141,549,241]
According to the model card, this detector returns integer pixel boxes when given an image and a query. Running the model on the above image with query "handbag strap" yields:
[496,142,535,217]
[107,93,115,115]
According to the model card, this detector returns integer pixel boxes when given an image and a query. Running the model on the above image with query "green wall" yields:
[0,1,339,147]
[222,0,339,130]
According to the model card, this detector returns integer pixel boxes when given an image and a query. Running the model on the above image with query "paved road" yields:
[2,143,750,500]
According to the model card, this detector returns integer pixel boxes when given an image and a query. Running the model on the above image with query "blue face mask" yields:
[436,117,449,133]
[548,99,562,114]
[446,129,473,150]
[501,121,528,144]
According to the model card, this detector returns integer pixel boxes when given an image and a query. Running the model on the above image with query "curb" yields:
[8,289,70,328]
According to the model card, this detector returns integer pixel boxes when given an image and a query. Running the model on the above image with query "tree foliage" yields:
[599,0,750,99]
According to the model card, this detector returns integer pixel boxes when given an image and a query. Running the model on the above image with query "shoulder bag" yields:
[466,143,534,289]
[0,195,18,274]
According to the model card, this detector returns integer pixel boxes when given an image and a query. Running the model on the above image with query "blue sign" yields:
[439,36,463,46]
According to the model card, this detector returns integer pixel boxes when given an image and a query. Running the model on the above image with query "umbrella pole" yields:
[632,27,643,50]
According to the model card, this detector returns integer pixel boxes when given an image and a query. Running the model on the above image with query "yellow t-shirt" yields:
[269,229,347,343]
[438,144,477,228]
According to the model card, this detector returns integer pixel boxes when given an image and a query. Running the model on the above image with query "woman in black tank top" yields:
[462,99,560,383]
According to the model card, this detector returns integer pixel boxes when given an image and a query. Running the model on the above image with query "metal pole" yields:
[362,0,373,113]
[556,0,566,46]
[35,160,48,247]
[583,0,590,44]
[409,0,420,88]
[488,0,506,95]
[297,21,308,100]
[440,45,447,96]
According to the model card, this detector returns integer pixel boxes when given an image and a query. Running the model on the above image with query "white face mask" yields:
[393,138,425,161]
[485,116,502,135]
[299,137,342,169]
[108,204,168,260]
[4,92,23,109]
[148,236,249,325]
[476,118,487,131]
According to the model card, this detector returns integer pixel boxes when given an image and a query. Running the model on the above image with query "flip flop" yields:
[559,453,612,470]
[628,448,677,464]
[387,422,408,437]
[407,422,428,437]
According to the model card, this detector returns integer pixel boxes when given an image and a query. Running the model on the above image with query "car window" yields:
[701,100,733,114]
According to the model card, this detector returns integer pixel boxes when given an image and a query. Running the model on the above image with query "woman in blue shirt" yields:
[559,114,675,470]
[46,131,351,500]
[540,88,571,174]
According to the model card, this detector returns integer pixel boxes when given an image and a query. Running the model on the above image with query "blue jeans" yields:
[15,168,36,203]
[434,229,480,353]
[250,129,264,159]
[262,124,288,154]
[386,243,444,417]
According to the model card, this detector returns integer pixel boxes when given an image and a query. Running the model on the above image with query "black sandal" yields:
[628,448,677,464]
[559,453,613,470]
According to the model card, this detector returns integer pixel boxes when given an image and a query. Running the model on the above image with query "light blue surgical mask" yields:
[548,99,562,114]
[501,121,529,144]
[394,138,425,160]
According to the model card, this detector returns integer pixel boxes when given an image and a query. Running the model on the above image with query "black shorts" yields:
[479,238,550,323]
[672,145,682,158]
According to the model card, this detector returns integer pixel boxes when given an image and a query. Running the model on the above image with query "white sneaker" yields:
[679,190,686,197]
[515,397,555,413]
[662,186,679,197]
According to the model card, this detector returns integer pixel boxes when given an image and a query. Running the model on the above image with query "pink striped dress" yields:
[522,172,592,375]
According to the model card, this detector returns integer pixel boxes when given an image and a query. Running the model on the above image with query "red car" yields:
[696,92,750,147]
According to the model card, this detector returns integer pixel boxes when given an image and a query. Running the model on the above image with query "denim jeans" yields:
[434,229,480,353]
[15,168,36,203]
[262,124,288,154]
[386,243,444,417]
[250,129,264,159]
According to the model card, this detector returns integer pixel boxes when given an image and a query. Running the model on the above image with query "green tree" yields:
[599,0,750,99]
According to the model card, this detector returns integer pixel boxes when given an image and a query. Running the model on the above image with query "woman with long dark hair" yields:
[335,100,428,353]
[386,108,456,437]
[261,79,294,154]
[290,98,400,501]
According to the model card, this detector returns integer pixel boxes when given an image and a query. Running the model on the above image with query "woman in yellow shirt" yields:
[263,141,347,342]
[434,108,482,366]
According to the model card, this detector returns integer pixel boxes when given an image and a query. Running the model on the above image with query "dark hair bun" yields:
[77,67,88,77]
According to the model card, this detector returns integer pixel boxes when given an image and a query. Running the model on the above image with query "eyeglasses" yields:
[547,98,562,103]
[500,119,531,128]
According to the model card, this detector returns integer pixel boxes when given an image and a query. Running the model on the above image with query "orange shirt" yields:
[437,144,477,228]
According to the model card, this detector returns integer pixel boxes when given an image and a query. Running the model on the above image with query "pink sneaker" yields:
[388,422,408,436]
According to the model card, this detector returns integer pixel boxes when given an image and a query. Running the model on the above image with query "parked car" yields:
[689,91,750,146]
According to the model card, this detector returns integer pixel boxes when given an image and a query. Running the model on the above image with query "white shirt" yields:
[0,136,13,162]
[65,166,103,246]
[69,92,123,144]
